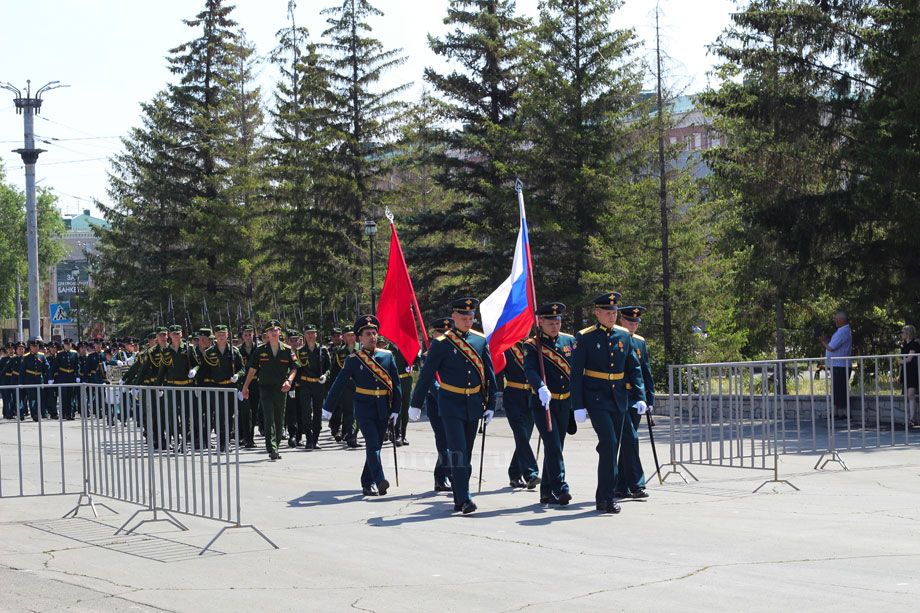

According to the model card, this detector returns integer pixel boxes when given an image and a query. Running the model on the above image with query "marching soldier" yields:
[51,338,81,420]
[295,323,331,450]
[409,298,498,515]
[236,324,259,448]
[43,341,60,419]
[0,344,12,419]
[197,324,245,450]
[285,329,304,447]
[328,325,359,446]
[419,317,453,493]
[571,293,647,514]
[386,339,414,446]
[502,337,540,490]
[19,337,49,421]
[614,306,655,499]
[525,303,576,505]
[157,325,198,449]
[135,327,168,448]
[241,320,297,460]
[321,315,401,496]
[3,342,26,419]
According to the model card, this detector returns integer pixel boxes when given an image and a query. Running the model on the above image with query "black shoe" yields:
[602,500,621,514]
[362,485,379,496]
[434,481,452,492]
[269,451,280,461]
[555,491,572,506]
[630,488,649,499]
[288,437,297,448]
[509,478,526,489]
[244,440,256,449]
[311,441,320,450]
[461,500,477,515]
[526,475,541,490]
[334,434,343,442]
[377,480,390,496]
[394,438,403,447]
[346,437,359,448]
[614,491,627,499]
[399,437,409,446]
[539,496,552,504]
[453,503,463,512]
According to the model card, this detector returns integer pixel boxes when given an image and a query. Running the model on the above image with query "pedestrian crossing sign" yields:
[50,302,72,324]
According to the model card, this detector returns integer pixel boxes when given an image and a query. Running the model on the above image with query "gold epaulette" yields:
[434,334,447,342]
[469,329,486,338]
[614,325,630,333]
[579,324,598,335]
[376,348,392,354]
[523,337,535,345]
[633,333,646,341]
[560,332,575,340]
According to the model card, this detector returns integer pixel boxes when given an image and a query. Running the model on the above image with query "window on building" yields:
[694,133,702,149]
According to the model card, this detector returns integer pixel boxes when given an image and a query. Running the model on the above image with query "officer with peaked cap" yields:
[415,317,454,492]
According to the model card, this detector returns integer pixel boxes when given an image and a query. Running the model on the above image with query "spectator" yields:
[819,312,852,420]
[899,325,919,427]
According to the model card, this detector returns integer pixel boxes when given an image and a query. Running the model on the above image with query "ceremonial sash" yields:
[443,329,485,385]
[356,350,393,392]
[509,343,525,371]
[541,343,571,377]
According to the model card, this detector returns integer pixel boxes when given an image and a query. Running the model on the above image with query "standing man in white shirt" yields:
[819,312,852,420]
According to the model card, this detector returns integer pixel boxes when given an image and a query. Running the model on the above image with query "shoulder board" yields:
[280,342,290,350]
[633,334,645,342]
[614,325,630,333]
[579,325,598,335]
[468,329,486,338]
[560,333,575,340]
[376,348,392,354]
[434,334,447,342]
[523,338,536,346]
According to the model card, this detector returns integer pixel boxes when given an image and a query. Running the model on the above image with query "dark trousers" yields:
[441,414,480,505]
[330,388,356,438]
[260,385,286,453]
[23,388,40,420]
[504,391,538,481]
[286,391,299,440]
[615,408,645,493]
[43,388,59,418]
[428,410,452,484]
[832,366,848,413]
[588,408,628,503]
[59,385,77,419]
[356,415,387,488]
[238,385,259,442]
[532,401,570,498]
[298,382,326,442]
[1,388,14,418]
[397,376,412,437]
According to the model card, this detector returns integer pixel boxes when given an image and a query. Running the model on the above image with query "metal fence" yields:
[665,353,920,490]
[1,382,276,554]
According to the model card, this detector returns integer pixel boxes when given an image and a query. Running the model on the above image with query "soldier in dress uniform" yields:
[502,336,540,490]
[19,337,49,421]
[409,298,498,515]
[418,317,453,492]
[43,341,60,419]
[241,320,297,460]
[52,338,81,420]
[328,325,359,446]
[4,342,26,419]
[236,324,259,448]
[157,325,198,449]
[525,303,577,505]
[0,344,12,419]
[284,329,304,447]
[295,323,330,450]
[383,338,415,447]
[570,292,647,514]
[321,315,401,496]
[614,306,655,499]
[196,324,245,450]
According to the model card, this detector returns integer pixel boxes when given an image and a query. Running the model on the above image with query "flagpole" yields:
[516,180,552,433]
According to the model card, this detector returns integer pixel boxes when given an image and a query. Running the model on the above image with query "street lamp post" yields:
[364,219,378,314]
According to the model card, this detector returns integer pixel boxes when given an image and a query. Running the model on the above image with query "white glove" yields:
[237,391,244,401]
[288,390,296,398]
[230,374,239,383]
[538,385,552,408]
[408,406,421,421]
[573,409,587,423]
[158,391,164,398]
[48,379,54,385]
[405,366,412,373]
[319,374,327,384]
[483,409,494,425]
[76,377,81,383]
[187,368,197,378]
[389,412,399,425]
[117,360,126,366]
[636,400,649,415]
[322,409,332,420]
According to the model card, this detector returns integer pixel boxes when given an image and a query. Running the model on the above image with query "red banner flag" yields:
[377,221,421,368]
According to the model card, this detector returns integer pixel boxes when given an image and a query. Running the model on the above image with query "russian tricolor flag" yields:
[481,185,536,373]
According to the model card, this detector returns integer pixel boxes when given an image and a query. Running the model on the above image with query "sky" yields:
[0,0,735,219]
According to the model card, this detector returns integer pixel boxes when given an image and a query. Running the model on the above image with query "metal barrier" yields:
[666,353,920,491]
[1,382,276,554]
[0,383,83,499]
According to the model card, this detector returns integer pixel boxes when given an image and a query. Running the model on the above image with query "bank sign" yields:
[56,261,87,301]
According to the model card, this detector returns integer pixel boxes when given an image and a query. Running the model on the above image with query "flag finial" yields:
[384,207,395,224]
[515,178,523,193]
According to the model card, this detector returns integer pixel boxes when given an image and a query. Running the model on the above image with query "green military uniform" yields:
[328,327,358,446]
[245,320,296,457]
[133,329,168,447]
[196,324,245,450]
[156,325,198,448]
[615,306,655,498]
[294,324,331,449]
[237,327,259,448]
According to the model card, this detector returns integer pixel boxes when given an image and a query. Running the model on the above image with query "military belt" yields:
[439,382,481,396]
[399,373,412,379]
[551,391,571,400]
[299,376,321,383]
[355,386,389,397]
[25,369,42,375]
[505,380,530,391]
[584,369,624,381]
[59,367,74,373]
[165,379,193,386]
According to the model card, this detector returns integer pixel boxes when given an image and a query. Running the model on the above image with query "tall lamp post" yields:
[364,219,378,314]
[71,266,82,341]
